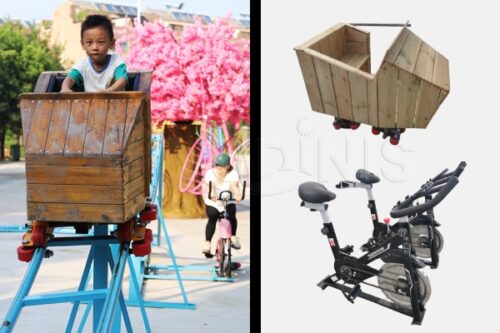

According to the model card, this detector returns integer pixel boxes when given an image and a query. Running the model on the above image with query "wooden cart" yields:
[295,23,449,142]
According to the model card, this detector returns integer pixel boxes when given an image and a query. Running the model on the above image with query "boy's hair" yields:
[81,15,114,40]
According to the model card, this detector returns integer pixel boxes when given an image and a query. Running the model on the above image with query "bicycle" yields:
[298,162,465,324]
[205,181,246,278]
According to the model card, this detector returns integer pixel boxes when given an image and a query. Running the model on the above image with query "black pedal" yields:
[343,284,361,303]
[360,238,376,252]
[204,252,214,259]
[340,245,354,254]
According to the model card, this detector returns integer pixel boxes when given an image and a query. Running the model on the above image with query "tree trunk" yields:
[163,123,206,218]
[0,128,5,160]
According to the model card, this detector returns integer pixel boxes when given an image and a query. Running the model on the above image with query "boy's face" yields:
[81,26,115,66]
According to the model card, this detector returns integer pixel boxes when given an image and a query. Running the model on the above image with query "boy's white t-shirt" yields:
[68,53,127,92]
[203,168,239,212]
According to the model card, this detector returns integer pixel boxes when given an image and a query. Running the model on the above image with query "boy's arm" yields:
[104,77,127,92]
[60,77,75,92]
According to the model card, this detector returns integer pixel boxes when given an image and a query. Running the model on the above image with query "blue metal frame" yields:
[1,228,151,333]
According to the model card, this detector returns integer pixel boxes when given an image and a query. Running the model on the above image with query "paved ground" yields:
[0,161,250,332]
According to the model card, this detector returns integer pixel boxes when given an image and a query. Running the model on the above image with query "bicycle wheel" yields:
[225,240,232,278]
[217,238,226,277]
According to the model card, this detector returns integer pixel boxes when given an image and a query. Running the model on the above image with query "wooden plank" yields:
[394,31,422,72]
[20,91,145,100]
[396,70,421,128]
[296,50,325,113]
[123,138,145,164]
[26,165,122,186]
[345,26,369,43]
[437,89,448,106]
[348,71,369,123]
[414,80,440,128]
[26,155,120,167]
[124,175,146,202]
[367,78,378,126]
[123,193,146,221]
[432,52,450,91]
[137,71,153,93]
[128,121,144,145]
[304,49,374,80]
[311,38,331,58]
[25,99,54,156]
[294,23,346,51]
[123,98,144,148]
[27,184,123,204]
[103,99,127,155]
[20,99,37,145]
[330,64,353,120]
[143,103,152,197]
[326,26,346,60]
[413,42,436,82]
[123,156,145,184]
[340,54,370,69]
[346,42,369,56]
[377,63,398,127]
[84,99,108,156]
[45,99,71,155]
[64,99,90,156]
[313,57,339,116]
[384,28,410,64]
[33,72,53,92]
[28,202,124,223]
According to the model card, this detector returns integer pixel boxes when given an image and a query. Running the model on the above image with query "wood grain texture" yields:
[128,121,144,145]
[26,99,54,156]
[123,98,144,148]
[123,139,145,164]
[348,71,369,123]
[64,99,90,156]
[384,28,410,64]
[326,26,346,60]
[124,175,146,202]
[330,64,353,120]
[377,63,398,127]
[103,99,127,155]
[367,78,378,126]
[28,202,125,223]
[123,193,147,221]
[26,155,120,167]
[20,99,37,145]
[413,42,436,82]
[27,184,123,204]
[296,50,325,113]
[26,164,122,186]
[414,80,440,128]
[432,52,450,91]
[123,156,145,184]
[84,99,108,156]
[45,99,71,155]
[313,57,339,116]
[394,31,422,72]
[396,70,420,127]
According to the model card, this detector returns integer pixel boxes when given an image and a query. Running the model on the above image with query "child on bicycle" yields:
[201,153,242,255]
[61,14,127,92]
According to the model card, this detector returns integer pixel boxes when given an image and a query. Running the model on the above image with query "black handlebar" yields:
[390,161,466,218]
[207,180,246,201]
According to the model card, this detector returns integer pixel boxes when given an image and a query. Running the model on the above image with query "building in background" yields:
[41,0,250,68]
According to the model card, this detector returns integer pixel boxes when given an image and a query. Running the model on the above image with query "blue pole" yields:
[66,251,94,333]
[1,247,46,333]
[127,256,152,333]
[93,225,108,332]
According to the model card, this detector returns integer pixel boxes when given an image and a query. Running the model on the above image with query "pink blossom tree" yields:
[116,17,250,127]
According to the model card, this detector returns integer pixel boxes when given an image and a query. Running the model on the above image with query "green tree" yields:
[0,20,62,160]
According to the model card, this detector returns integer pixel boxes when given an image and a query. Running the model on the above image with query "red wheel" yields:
[17,246,35,262]
[333,122,341,130]
[145,228,153,242]
[133,240,151,257]
[390,137,400,145]
[32,225,46,247]
[117,224,131,242]
[372,128,380,135]
[140,204,158,221]
[350,123,360,130]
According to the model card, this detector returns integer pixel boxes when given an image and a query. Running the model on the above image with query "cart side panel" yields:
[394,31,422,73]
[396,70,421,128]
[296,50,325,113]
[330,63,353,120]
[348,71,369,124]
[377,63,398,127]
[313,57,339,117]
[414,80,441,128]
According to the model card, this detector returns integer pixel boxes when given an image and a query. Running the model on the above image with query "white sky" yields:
[0,0,250,22]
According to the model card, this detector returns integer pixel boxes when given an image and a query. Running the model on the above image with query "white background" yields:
[262,0,497,330]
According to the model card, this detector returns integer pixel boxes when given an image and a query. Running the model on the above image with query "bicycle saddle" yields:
[356,169,380,184]
[298,182,336,203]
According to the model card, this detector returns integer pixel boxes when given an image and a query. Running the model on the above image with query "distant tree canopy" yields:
[0,20,63,159]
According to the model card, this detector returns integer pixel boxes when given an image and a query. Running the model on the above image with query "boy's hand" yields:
[60,88,73,93]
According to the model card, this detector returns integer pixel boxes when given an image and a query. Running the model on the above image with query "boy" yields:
[61,15,127,92]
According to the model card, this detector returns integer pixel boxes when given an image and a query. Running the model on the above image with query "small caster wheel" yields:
[17,246,35,262]
[390,137,400,145]
[145,228,153,242]
[140,203,158,221]
[350,122,360,130]
[133,240,151,257]
[372,128,380,135]
[333,122,341,130]
[32,225,47,247]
